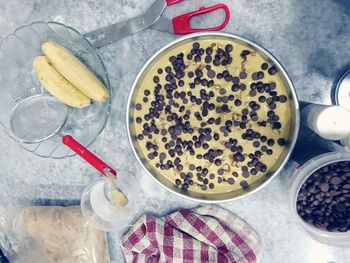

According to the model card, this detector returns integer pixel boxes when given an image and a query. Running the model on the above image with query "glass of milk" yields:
[80,171,134,232]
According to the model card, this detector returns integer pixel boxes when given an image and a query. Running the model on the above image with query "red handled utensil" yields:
[85,0,231,47]
[158,3,230,35]
[166,0,185,4]
[62,135,117,176]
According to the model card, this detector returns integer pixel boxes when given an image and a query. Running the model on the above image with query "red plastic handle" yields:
[62,135,117,176]
[166,0,185,6]
[172,4,230,34]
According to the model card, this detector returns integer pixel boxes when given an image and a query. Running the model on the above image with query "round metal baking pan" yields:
[126,32,300,202]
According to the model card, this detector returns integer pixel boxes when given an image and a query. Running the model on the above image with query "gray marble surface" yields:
[1,0,350,262]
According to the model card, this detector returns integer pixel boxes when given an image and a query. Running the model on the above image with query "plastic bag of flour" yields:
[0,206,110,263]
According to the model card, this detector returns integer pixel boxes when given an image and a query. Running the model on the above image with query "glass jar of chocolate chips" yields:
[288,151,350,247]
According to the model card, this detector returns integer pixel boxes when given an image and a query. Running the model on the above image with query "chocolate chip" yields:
[256,96,265,104]
[270,82,276,90]
[187,71,195,79]
[221,104,229,112]
[207,70,216,78]
[331,177,341,185]
[135,117,142,124]
[267,139,275,146]
[335,203,346,213]
[153,76,160,83]
[279,95,287,103]
[175,179,182,185]
[233,153,245,162]
[251,114,258,121]
[194,55,201,62]
[213,59,220,66]
[227,178,235,185]
[201,79,208,86]
[193,42,200,49]
[224,75,233,82]
[252,72,259,80]
[165,66,172,73]
[218,89,226,96]
[273,122,281,129]
[182,183,189,190]
[268,66,277,75]
[213,133,219,141]
[249,90,257,97]
[231,84,239,92]
[195,98,202,105]
[225,44,233,52]
[320,183,330,192]
[205,55,212,63]
[208,173,215,180]
[225,120,233,128]
[208,103,215,110]
[240,181,249,189]
[206,47,213,55]
[215,159,222,166]
[261,63,268,70]
[241,50,250,56]
[239,71,247,79]
[269,103,276,110]
[148,153,155,160]
[159,153,166,161]
[257,71,264,79]
[239,122,246,129]
[230,76,238,84]
[239,108,247,116]
[261,145,268,152]
[135,103,142,110]
[253,141,260,147]
[242,170,250,178]
[278,138,287,146]
[234,99,242,106]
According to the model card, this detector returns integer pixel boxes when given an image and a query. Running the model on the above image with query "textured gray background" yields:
[1,0,350,262]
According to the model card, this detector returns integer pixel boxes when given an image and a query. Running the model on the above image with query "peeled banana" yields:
[42,41,109,102]
[33,56,91,108]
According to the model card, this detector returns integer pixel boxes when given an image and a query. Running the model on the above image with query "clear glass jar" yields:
[287,151,350,246]
[81,171,135,232]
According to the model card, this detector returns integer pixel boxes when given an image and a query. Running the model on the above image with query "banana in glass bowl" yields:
[0,22,111,158]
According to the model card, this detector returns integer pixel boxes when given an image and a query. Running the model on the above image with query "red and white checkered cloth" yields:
[121,205,261,263]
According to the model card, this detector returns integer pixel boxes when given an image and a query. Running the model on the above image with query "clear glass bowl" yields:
[81,175,135,232]
[287,152,350,246]
[0,21,111,158]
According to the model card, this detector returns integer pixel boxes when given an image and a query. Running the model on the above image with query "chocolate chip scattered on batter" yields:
[133,38,291,193]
